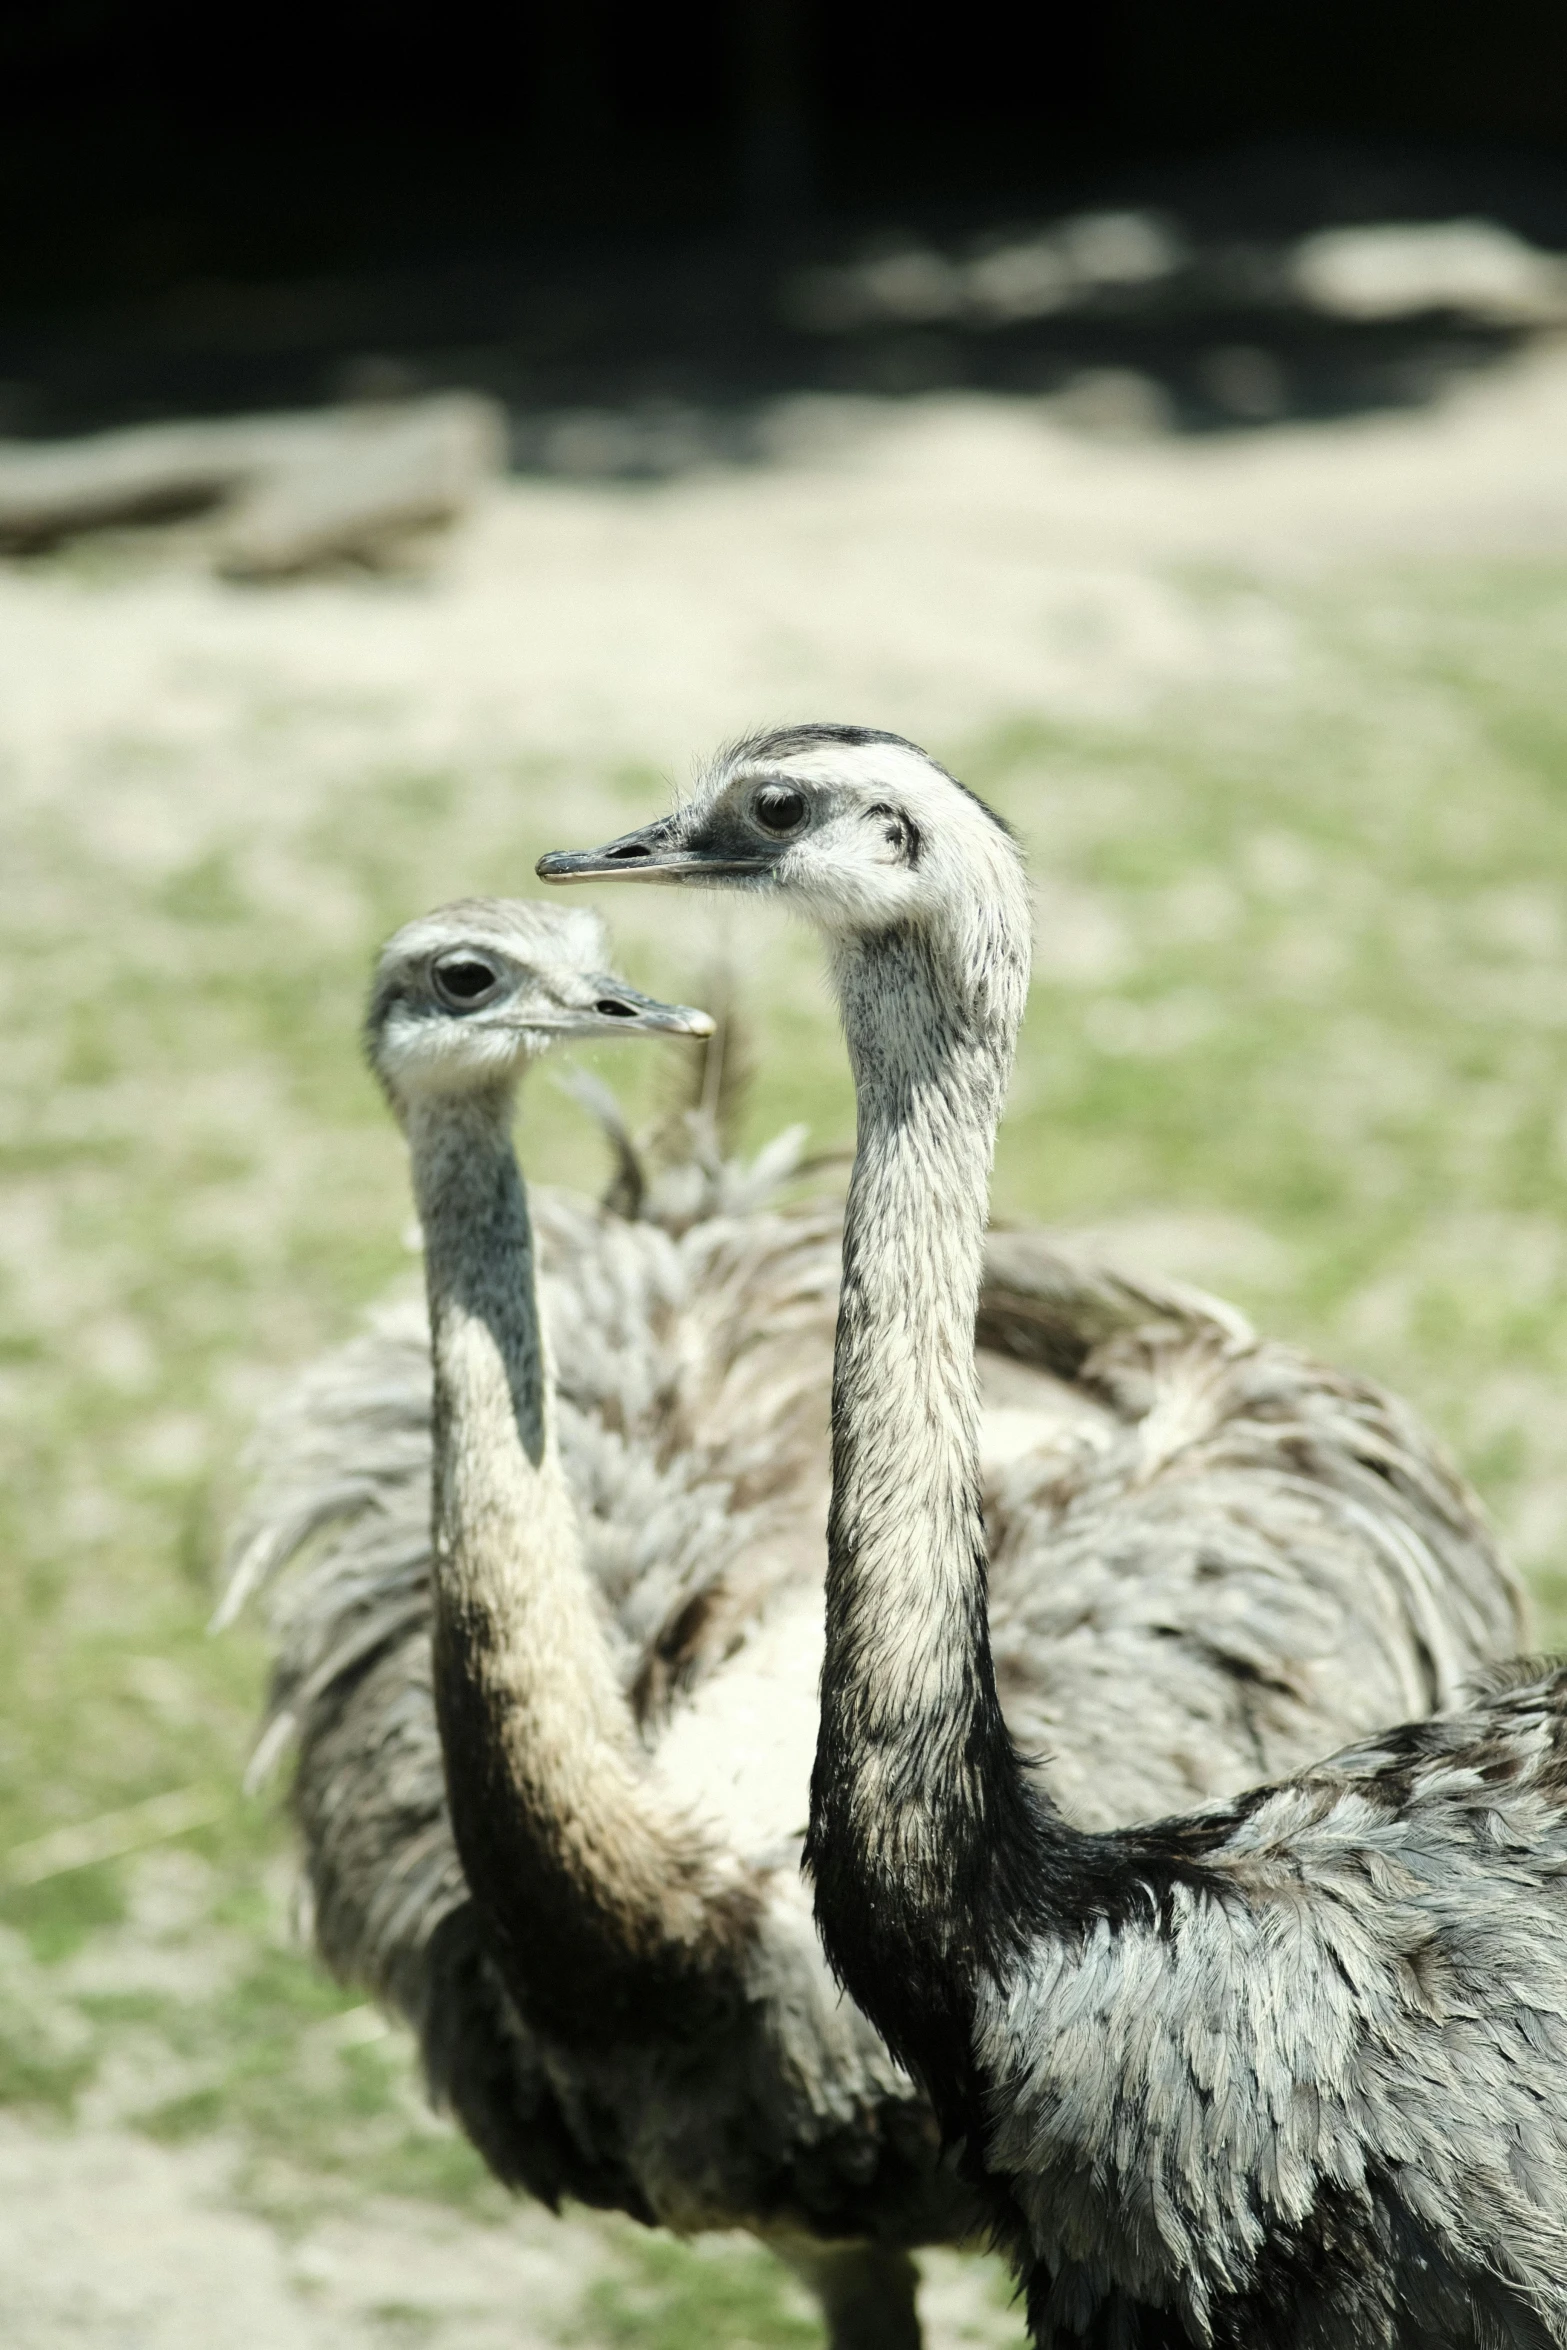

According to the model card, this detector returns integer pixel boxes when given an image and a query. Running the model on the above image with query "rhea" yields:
[227,900,1520,2349]
[225,896,986,2350]
[230,899,1520,2350]
[541,730,1567,2347]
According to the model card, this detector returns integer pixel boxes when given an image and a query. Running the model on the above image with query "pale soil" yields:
[0,2112,1022,2349]
[7,340,1567,812]
[0,2117,699,2350]
[5,341,1567,2345]
[0,2118,1024,2350]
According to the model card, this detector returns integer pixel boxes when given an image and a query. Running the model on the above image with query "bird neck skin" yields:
[807,918,1048,2115]
[405,1085,758,2042]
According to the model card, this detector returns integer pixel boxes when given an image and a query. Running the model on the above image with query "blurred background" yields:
[3,5,1567,2344]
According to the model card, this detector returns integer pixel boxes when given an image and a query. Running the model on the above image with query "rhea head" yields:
[366,897,713,1112]
[536,726,1031,1041]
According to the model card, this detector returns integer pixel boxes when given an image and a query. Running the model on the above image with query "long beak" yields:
[537,821,767,886]
[577,976,715,1038]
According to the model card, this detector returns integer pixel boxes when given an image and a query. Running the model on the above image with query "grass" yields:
[1,546,1566,2341]
[576,2234,821,2350]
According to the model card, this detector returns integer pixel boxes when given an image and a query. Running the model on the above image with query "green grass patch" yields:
[579,2233,821,2350]
[3,549,1567,2319]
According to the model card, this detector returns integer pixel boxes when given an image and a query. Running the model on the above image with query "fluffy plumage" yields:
[226,1145,1528,2333]
[538,727,1559,2347]
[986,1661,1567,2347]
[230,908,961,2350]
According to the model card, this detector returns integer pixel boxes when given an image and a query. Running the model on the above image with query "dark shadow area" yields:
[1,3,1565,465]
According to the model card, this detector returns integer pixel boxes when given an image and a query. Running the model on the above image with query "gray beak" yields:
[582,976,715,1038]
[537,820,767,886]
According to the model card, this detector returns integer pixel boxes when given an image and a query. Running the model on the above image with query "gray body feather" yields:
[224,1165,1524,2251]
[980,1237,1524,1826]
[985,1662,1567,2348]
[529,728,1558,2349]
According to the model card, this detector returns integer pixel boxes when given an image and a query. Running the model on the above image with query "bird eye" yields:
[432,955,501,1007]
[753,785,809,837]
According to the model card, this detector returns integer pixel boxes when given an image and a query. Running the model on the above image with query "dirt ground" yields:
[4,339,1567,2345]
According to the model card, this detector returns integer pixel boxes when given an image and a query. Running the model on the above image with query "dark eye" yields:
[753,785,809,836]
[432,954,502,1007]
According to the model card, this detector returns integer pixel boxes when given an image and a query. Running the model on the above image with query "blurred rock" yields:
[530,400,717,480]
[1293,220,1567,324]
[782,244,964,332]
[966,234,1076,324]
[328,353,427,404]
[856,246,966,323]
[786,210,1185,338]
[1046,367,1173,440]
[1200,344,1289,421]
[1053,210,1186,288]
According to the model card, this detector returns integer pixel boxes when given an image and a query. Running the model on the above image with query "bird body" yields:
[540,728,1566,2348]
[980,1660,1567,2346]
[228,902,964,2350]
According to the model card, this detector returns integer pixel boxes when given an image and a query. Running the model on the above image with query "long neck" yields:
[408,1086,757,2041]
[806,922,1047,2111]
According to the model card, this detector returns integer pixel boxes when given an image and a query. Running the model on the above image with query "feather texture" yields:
[224,1173,1523,2246]
[533,727,1557,2348]
[983,1665,1567,2346]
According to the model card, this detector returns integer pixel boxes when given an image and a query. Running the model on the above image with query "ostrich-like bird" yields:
[227,882,1526,2350]
[542,728,1567,2349]
[227,897,977,2349]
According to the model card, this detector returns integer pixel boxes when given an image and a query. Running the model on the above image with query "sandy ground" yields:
[6,339,1567,819]
[5,340,1567,2346]
[0,2115,1030,2349]
[0,2119,568,2350]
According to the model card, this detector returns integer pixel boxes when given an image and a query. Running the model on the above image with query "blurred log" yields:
[216,394,506,578]
[0,414,331,549]
[0,394,506,572]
